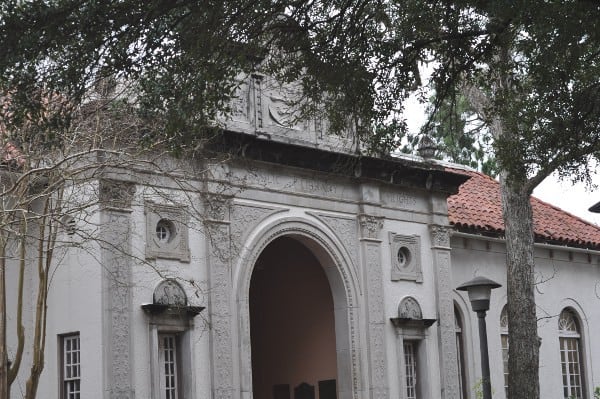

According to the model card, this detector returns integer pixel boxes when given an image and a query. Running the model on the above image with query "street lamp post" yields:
[457,276,501,399]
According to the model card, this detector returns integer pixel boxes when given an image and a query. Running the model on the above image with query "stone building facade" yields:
[7,76,600,399]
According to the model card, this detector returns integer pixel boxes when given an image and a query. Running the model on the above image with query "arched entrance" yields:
[249,236,338,399]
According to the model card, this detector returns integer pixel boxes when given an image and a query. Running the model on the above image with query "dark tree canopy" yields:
[1,1,599,169]
[1,2,600,399]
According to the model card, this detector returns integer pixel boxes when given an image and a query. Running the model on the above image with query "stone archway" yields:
[249,236,337,399]
[234,219,361,399]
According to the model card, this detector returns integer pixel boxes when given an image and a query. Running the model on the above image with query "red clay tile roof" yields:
[447,168,600,249]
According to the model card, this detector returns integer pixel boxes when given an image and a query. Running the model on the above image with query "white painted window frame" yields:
[61,333,81,399]
[559,309,586,399]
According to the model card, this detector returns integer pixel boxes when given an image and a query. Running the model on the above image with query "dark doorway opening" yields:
[250,237,338,399]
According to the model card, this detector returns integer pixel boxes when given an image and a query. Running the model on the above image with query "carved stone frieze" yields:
[230,204,287,254]
[99,179,136,209]
[311,213,359,279]
[358,214,383,240]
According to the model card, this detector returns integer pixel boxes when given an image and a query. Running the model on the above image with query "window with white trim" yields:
[61,333,81,399]
[159,334,180,399]
[500,305,509,397]
[404,341,418,399]
[559,308,586,399]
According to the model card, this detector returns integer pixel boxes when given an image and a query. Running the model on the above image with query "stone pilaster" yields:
[429,224,459,399]
[100,179,136,399]
[358,214,389,399]
[204,195,235,399]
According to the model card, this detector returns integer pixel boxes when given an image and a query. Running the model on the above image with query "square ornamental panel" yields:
[145,201,190,262]
[389,232,422,282]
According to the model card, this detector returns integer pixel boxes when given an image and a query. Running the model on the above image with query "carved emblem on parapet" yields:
[430,224,452,248]
[99,179,135,209]
[358,214,383,240]
[263,77,305,131]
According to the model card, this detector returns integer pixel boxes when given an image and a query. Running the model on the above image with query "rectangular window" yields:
[404,341,418,399]
[159,334,179,399]
[61,333,81,399]
[501,333,509,396]
[560,337,583,399]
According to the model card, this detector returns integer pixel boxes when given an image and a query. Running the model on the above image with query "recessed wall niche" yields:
[145,201,190,262]
[389,232,422,282]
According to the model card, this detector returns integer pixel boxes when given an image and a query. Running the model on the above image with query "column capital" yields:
[429,224,452,249]
[358,214,384,240]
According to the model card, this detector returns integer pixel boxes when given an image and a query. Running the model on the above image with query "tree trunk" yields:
[0,248,7,399]
[500,171,540,399]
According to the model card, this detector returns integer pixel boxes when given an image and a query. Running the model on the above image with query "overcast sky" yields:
[404,95,600,227]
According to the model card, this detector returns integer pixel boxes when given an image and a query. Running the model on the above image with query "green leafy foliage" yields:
[1,1,598,173]
[406,90,499,176]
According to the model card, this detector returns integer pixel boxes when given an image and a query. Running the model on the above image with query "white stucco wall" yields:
[13,155,600,399]
[452,234,600,399]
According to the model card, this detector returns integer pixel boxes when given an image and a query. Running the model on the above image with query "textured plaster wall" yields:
[451,236,600,399]
[41,208,105,399]
[127,187,211,399]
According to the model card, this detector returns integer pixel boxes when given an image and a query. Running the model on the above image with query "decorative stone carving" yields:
[145,201,190,262]
[389,233,422,282]
[311,213,359,279]
[430,224,452,248]
[398,297,423,319]
[267,84,302,130]
[430,232,460,399]
[230,204,287,255]
[360,219,389,399]
[231,81,250,122]
[205,210,234,399]
[358,214,383,240]
[154,279,187,306]
[252,74,264,129]
[102,208,134,398]
[99,179,135,209]
[203,195,232,222]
